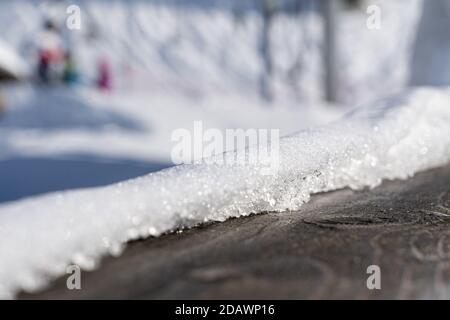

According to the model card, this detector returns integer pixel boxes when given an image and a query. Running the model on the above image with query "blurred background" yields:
[0,0,447,203]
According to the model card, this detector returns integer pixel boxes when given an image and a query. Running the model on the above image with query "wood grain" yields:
[22,164,450,299]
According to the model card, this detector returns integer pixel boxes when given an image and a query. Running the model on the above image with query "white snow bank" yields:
[0,87,342,162]
[0,39,29,79]
[1,87,450,298]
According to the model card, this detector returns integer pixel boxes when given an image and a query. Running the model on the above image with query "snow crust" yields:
[0,87,449,298]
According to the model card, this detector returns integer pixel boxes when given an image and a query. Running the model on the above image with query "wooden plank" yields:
[22,164,450,299]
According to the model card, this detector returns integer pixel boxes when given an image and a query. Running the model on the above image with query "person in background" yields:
[62,51,80,86]
[36,20,64,84]
[37,48,51,84]
[97,57,113,91]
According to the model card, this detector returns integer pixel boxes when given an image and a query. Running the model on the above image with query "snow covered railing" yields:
[0,87,450,298]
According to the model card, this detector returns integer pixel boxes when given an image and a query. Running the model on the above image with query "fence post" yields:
[321,0,339,103]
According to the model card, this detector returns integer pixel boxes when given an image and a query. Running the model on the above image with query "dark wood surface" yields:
[22,164,450,299]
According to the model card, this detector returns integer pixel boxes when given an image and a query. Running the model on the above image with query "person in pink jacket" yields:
[97,57,113,91]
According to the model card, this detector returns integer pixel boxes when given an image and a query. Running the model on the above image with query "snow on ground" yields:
[338,0,423,105]
[0,0,352,171]
[1,87,449,299]
[0,39,29,79]
[0,86,341,163]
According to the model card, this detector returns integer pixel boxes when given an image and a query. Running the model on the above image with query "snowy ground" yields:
[0,84,343,202]
[0,86,341,163]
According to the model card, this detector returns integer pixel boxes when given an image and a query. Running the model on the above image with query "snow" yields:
[337,0,423,105]
[0,39,29,79]
[0,0,348,163]
[0,0,449,299]
[1,87,450,298]
[0,86,342,163]
[0,0,425,163]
